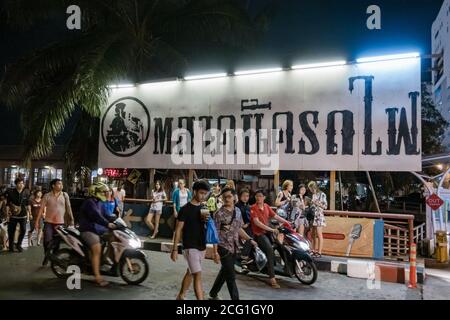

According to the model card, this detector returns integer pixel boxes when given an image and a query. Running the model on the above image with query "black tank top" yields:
[280,191,290,203]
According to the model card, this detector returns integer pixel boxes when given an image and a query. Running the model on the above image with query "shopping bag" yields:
[205,216,219,244]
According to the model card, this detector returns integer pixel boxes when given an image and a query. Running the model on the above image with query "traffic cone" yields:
[408,243,417,288]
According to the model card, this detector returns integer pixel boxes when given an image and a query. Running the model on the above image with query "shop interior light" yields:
[356,52,420,63]
[184,73,228,80]
[291,60,346,69]
[234,67,283,76]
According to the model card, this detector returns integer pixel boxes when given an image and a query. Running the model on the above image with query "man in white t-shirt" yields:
[113,185,126,217]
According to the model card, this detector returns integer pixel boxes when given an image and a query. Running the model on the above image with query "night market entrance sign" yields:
[99,58,421,171]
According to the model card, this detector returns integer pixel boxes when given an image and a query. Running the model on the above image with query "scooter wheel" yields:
[294,259,318,285]
[50,248,78,279]
[119,252,149,285]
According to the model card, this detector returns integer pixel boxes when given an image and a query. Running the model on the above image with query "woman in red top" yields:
[250,189,290,289]
[27,190,44,246]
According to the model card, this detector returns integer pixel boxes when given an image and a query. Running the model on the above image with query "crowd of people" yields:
[170,178,328,300]
[1,175,328,296]
[0,178,126,253]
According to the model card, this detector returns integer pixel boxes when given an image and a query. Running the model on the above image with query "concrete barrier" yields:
[142,239,425,284]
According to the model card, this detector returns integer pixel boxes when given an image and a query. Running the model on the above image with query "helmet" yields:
[254,247,268,271]
[89,182,109,202]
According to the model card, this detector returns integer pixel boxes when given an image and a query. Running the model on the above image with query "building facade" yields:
[0,145,65,192]
[432,0,450,148]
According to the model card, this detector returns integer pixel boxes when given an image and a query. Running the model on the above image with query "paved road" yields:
[1,246,448,300]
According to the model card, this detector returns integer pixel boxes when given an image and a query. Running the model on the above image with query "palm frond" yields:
[1,0,269,162]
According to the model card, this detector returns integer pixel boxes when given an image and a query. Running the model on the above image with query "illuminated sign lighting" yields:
[234,67,283,76]
[107,52,419,87]
[104,168,129,178]
[356,52,420,63]
[108,84,135,89]
[183,73,228,80]
[291,60,346,69]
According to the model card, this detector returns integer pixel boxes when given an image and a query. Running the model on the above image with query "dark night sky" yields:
[0,0,444,145]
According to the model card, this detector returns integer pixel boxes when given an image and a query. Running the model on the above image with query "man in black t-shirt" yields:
[171,180,210,300]
[6,177,30,252]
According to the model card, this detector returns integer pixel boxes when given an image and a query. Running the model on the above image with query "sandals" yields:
[311,251,322,258]
[95,279,110,287]
[269,280,281,289]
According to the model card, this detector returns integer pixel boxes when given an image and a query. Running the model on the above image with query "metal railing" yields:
[383,201,423,215]
[413,222,426,244]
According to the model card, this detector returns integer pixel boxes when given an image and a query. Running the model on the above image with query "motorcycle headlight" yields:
[130,238,142,249]
[296,240,310,251]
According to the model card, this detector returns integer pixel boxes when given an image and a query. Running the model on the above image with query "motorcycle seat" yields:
[67,227,81,237]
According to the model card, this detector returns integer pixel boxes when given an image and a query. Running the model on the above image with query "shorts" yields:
[149,208,162,215]
[294,216,309,229]
[183,248,205,274]
[80,231,101,247]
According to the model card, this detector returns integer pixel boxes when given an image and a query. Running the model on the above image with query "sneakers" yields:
[42,256,49,266]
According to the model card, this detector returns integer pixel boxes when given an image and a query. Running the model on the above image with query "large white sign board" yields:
[99,58,421,171]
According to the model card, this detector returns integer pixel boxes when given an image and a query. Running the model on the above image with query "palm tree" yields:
[0,0,274,164]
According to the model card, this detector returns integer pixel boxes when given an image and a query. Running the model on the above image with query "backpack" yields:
[219,209,237,232]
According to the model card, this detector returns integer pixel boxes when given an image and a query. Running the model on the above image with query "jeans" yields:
[255,234,275,278]
[240,239,253,258]
[8,218,26,250]
[43,223,63,255]
[210,246,239,300]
